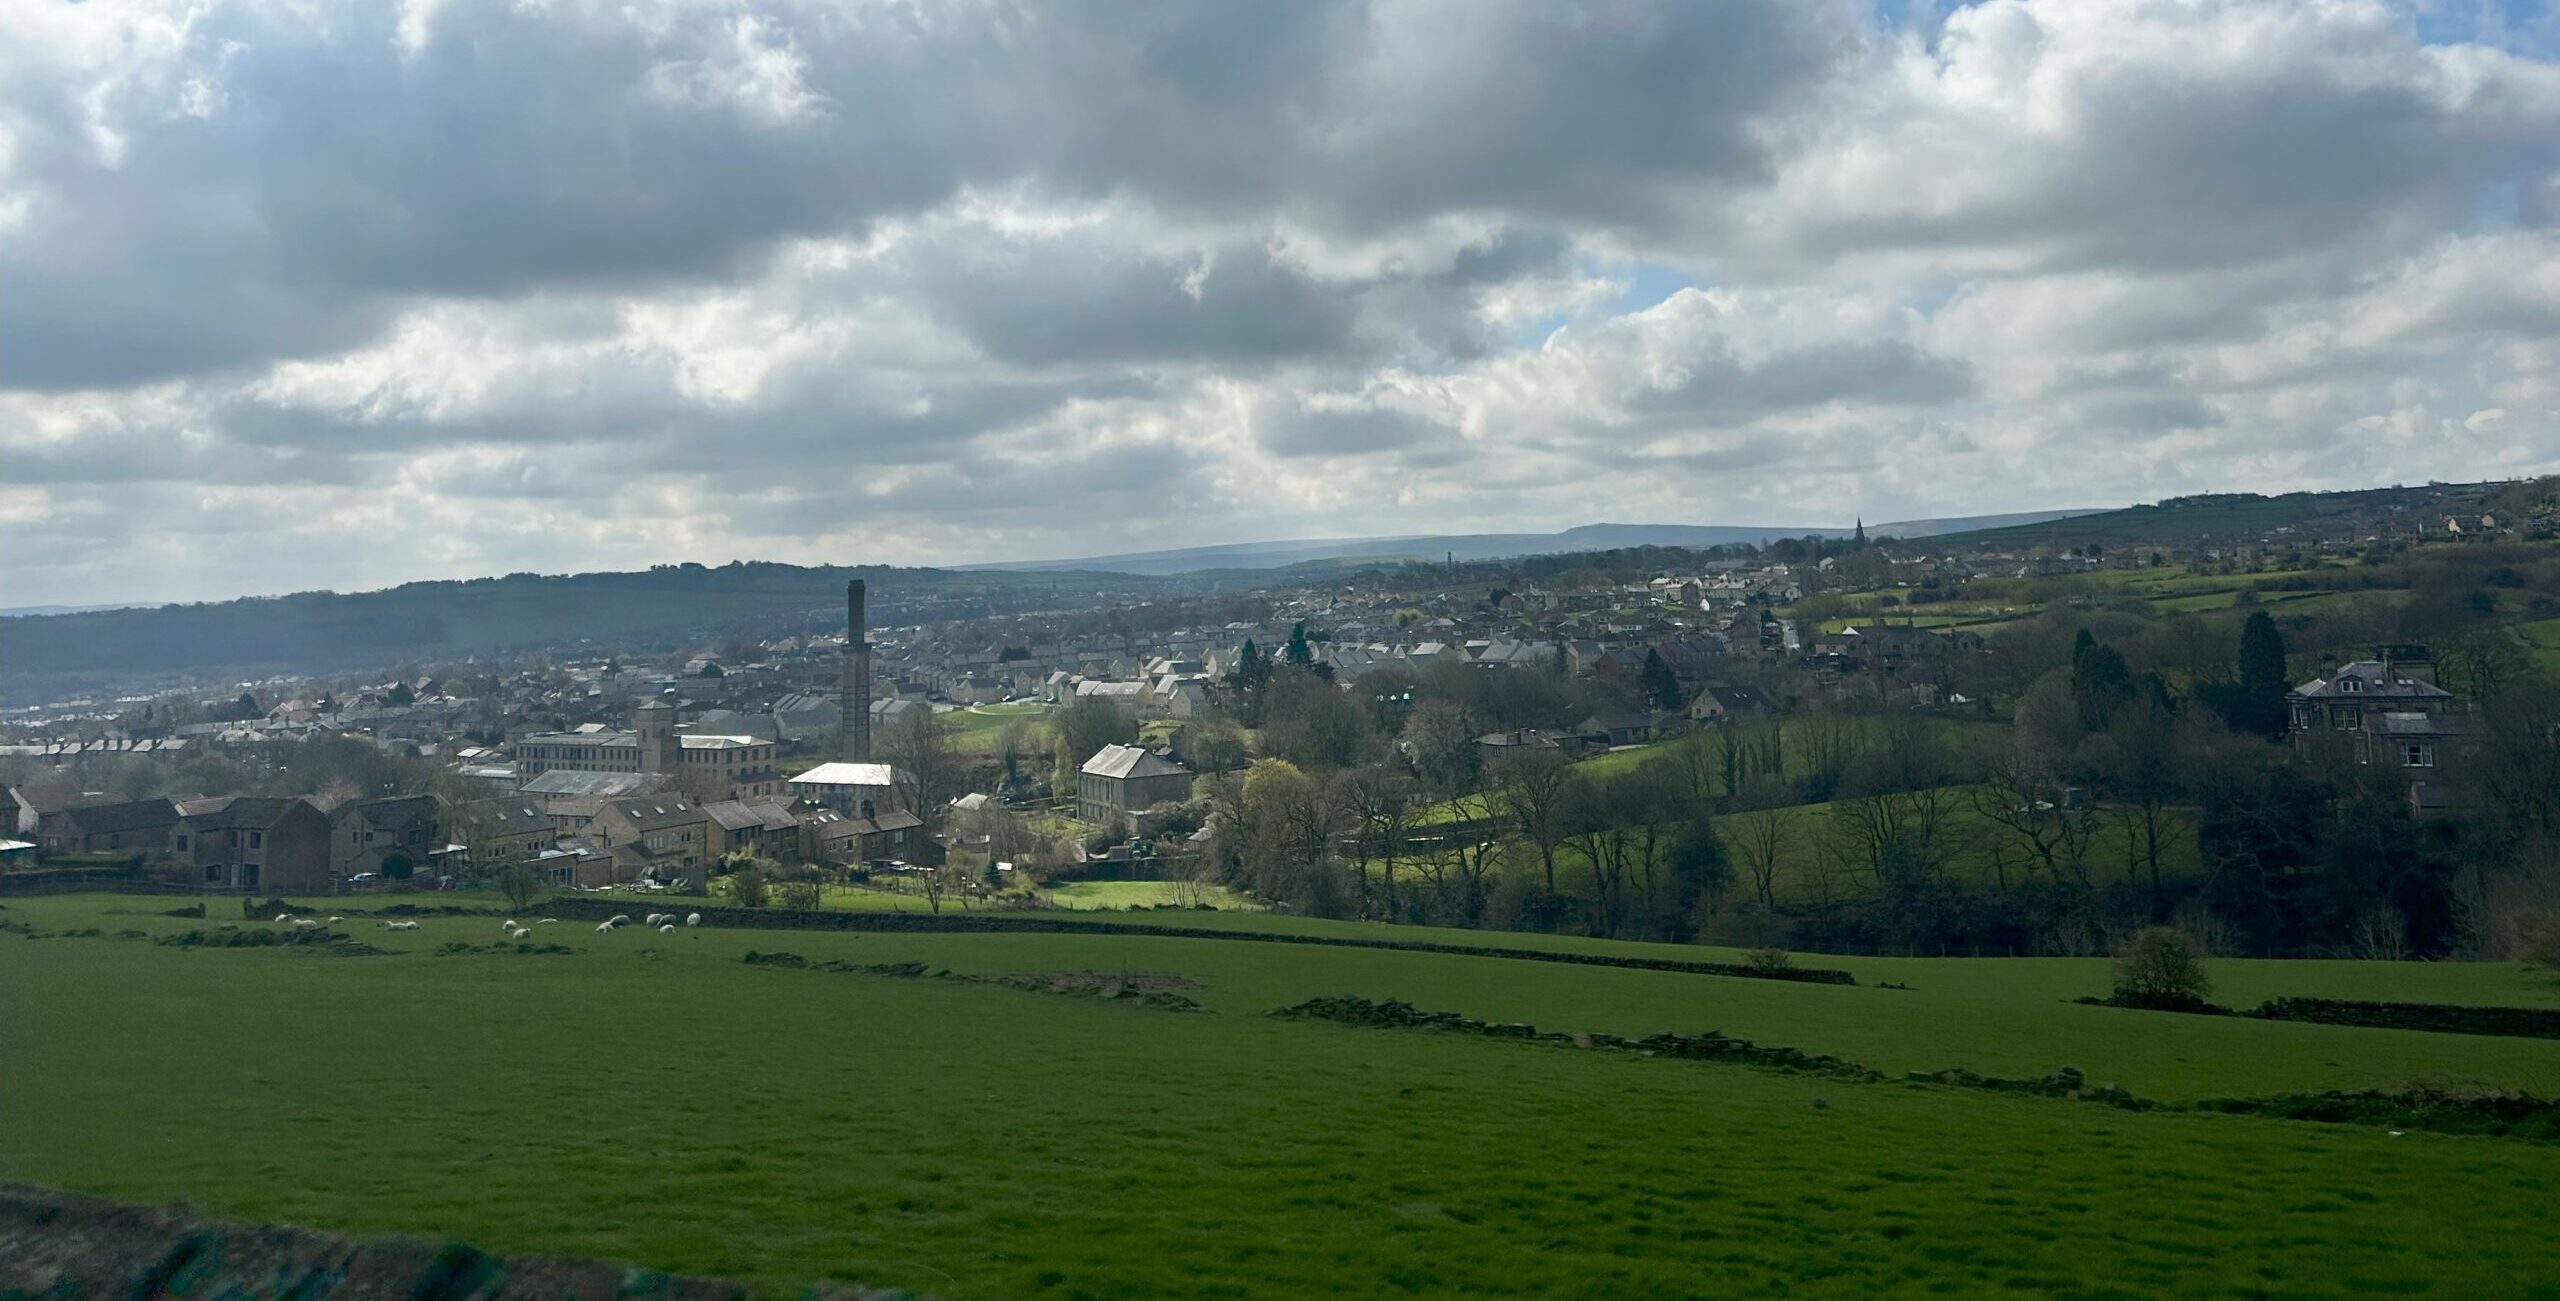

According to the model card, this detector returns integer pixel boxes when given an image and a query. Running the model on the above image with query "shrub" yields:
[1742,947,1797,976]
[776,872,824,911]
[723,865,772,910]
[2113,927,2213,1009]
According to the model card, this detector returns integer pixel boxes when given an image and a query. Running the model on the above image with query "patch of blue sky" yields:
[1495,257,1702,350]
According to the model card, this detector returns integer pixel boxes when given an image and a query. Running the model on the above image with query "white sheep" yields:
[535,919,557,925]
[596,921,615,933]
[292,919,322,931]
[685,913,702,926]
[384,920,421,932]
[275,913,291,923]
[659,923,676,933]
[607,914,631,927]
[326,916,343,923]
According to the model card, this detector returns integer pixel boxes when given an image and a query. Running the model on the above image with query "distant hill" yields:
[1934,485,2496,549]
[0,562,1147,706]
[969,511,2102,576]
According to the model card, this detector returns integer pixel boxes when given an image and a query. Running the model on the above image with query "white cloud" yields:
[2,0,2558,605]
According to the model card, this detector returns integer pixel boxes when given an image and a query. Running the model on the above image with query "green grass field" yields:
[6,893,2559,1296]
[1042,880,1262,911]
[941,701,1051,753]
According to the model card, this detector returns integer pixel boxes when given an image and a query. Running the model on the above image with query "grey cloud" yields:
[912,240,1361,369]
[1254,402,1453,458]
[1635,340,1976,423]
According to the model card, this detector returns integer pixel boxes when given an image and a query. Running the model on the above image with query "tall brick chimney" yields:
[841,579,872,762]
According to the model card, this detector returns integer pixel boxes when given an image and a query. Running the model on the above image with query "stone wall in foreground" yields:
[0,1182,922,1300]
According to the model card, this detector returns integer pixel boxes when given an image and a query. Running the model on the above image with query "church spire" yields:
[1853,516,1866,545]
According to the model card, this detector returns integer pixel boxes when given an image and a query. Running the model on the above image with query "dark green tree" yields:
[2234,611,2289,739]
[1284,621,1315,667]
[2070,631,2134,733]
[1637,648,1684,712]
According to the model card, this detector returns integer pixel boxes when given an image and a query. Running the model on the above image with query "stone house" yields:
[587,798,715,883]
[37,798,181,857]
[177,796,334,893]
[329,795,439,879]
[1076,744,1194,829]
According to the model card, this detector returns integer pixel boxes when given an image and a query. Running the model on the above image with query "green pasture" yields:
[940,701,1050,753]
[1041,880,1262,911]
[5,894,2560,1295]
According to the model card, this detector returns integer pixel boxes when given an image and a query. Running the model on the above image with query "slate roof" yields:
[602,800,708,832]
[2291,661,2455,702]
[1079,744,1190,781]
[490,802,557,835]
[2369,711,2478,737]
[61,798,181,835]
[178,796,323,829]
[519,770,673,798]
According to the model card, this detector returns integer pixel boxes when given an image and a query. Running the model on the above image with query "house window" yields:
[2333,706,2361,731]
[2404,744,2435,768]
[249,831,263,849]
[204,864,222,882]
[176,834,189,851]
[2339,677,2364,693]
[240,865,260,888]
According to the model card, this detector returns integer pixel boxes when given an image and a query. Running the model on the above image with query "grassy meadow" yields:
[7,892,2560,1296]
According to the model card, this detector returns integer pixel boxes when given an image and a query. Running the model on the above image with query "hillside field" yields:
[7,893,2560,1297]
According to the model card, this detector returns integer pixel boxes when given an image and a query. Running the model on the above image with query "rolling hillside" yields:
[970,511,2104,575]
[1935,484,2494,550]
[0,562,1151,703]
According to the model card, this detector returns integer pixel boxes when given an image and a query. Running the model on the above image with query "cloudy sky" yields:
[5,0,2559,606]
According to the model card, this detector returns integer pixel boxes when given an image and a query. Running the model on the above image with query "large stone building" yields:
[513,699,780,798]
[786,762,900,818]
[2287,645,2476,810]
[1075,744,1194,829]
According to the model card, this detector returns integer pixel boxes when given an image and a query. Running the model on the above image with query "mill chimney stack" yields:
[841,579,873,762]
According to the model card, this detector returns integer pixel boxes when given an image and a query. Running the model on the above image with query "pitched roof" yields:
[2292,661,2455,701]
[61,798,181,835]
[602,799,708,832]
[178,795,323,829]
[490,802,557,834]
[1079,743,1190,781]
[789,762,899,788]
[519,770,673,798]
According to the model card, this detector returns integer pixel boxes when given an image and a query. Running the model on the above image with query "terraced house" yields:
[586,798,713,884]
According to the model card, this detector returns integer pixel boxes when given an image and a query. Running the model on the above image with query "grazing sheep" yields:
[292,919,322,931]
[535,919,557,925]
[644,913,663,927]
[607,914,631,927]
[384,920,421,932]
[596,921,615,933]
[325,916,343,923]
[659,923,676,933]
[274,914,291,923]
[685,913,703,926]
